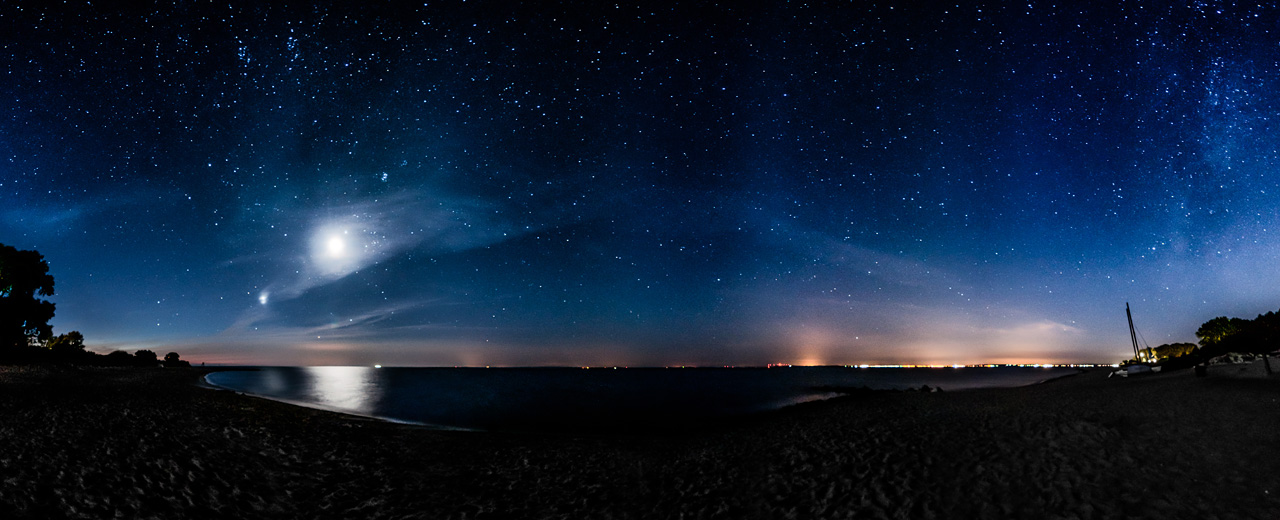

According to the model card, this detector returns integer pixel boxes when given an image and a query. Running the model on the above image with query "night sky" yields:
[5,1,1280,366]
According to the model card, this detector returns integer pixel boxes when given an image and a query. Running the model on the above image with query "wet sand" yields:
[0,362,1277,519]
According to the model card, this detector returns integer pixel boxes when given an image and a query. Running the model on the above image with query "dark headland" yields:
[1,362,1277,519]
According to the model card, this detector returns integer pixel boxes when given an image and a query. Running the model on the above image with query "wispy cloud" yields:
[2,206,86,232]
[215,188,532,345]
[819,238,966,291]
[258,189,517,300]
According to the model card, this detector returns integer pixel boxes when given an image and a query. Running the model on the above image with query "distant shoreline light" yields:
[645,363,1107,369]
[218,363,1113,369]
[840,363,1105,369]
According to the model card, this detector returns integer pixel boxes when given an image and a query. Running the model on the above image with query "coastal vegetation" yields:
[1126,312,1280,375]
[0,243,189,367]
[1150,342,1198,361]
[1195,311,1279,374]
[0,243,55,356]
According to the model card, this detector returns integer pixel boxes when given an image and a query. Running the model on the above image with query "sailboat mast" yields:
[1126,302,1141,361]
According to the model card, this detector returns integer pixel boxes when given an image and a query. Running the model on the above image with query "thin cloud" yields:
[257,189,518,300]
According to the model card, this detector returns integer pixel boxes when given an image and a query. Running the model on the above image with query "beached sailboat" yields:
[1113,303,1161,378]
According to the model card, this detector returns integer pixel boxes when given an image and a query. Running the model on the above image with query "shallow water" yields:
[206,366,1076,432]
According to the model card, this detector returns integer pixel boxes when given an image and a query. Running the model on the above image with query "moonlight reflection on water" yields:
[303,366,382,414]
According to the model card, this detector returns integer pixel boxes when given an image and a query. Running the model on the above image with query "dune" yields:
[0,361,1277,518]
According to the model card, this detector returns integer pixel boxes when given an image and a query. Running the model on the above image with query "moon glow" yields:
[326,235,346,258]
[310,225,362,277]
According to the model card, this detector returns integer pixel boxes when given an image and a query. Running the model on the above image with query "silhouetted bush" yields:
[103,350,135,367]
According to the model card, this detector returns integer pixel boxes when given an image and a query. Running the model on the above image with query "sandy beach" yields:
[1,362,1277,519]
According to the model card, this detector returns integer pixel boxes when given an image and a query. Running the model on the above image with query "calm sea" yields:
[205,366,1077,432]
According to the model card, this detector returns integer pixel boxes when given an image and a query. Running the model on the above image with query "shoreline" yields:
[1,362,1277,518]
[199,371,468,430]
[199,365,1082,433]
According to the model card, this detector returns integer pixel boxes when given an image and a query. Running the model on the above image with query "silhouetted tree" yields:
[1230,311,1279,375]
[163,352,190,367]
[1255,312,1280,375]
[1197,312,1279,375]
[133,349,159,367]
[1152,342,1197,361]
[0,244,56,356]
[1196,316,1249,356]
[47,331,86,361]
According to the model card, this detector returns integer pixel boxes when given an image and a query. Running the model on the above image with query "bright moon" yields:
[311,224,365,277]
[326,235,346,257]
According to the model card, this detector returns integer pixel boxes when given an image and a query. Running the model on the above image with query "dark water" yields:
[205,366,1077,432]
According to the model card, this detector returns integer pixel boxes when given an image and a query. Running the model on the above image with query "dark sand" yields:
[1,362,1277,519]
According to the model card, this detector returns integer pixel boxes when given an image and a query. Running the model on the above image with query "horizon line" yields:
[197,362,1113,369]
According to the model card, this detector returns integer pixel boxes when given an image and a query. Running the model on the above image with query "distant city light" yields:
[551,362,1109,370]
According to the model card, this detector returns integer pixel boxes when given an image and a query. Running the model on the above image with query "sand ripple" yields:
[1,363,1278,518]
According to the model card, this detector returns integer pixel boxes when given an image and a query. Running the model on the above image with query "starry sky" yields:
[4,1,1280,366]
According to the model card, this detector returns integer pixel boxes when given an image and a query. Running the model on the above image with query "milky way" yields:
[4,2,1280,365]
